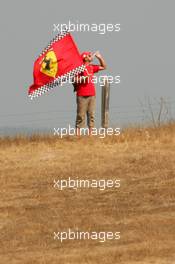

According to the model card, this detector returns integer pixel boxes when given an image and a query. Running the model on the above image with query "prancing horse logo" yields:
[40,50,58,78]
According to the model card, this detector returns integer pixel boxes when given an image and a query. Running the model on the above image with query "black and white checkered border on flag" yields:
[28,64,86,100]
[38,28,69,58]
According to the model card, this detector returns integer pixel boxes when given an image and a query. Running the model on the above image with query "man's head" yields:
[81,51,93,63]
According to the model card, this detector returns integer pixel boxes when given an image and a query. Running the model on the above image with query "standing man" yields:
[74,51,106,135]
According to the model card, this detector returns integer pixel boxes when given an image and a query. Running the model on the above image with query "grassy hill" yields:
[0,124,175,263]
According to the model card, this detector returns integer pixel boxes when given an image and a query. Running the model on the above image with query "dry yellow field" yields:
[0,124,175,264]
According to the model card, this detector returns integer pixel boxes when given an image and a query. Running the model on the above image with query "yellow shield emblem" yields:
[40,50,58,78]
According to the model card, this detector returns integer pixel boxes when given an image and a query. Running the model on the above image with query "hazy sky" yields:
[0,0,175,133]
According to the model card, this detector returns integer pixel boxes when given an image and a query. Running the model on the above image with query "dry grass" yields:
[0,123,175,264]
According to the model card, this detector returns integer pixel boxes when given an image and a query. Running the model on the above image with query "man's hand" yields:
[95,51,102,59]
[95,51,107,70]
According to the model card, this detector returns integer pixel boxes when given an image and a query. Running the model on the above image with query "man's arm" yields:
[95,51,107,70]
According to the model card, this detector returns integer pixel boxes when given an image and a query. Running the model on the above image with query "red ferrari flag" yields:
[28,29,85,99]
